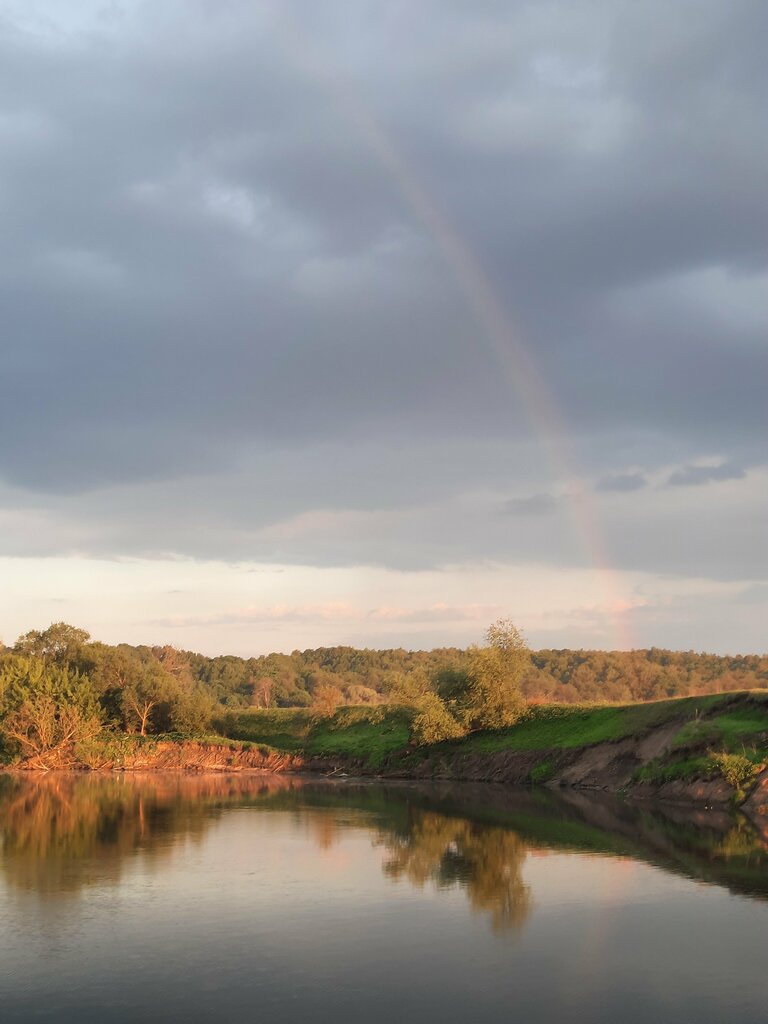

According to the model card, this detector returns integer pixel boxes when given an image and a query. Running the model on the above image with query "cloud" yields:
[1,1,766,650]
[154,601,502,630]
[665,462,745,487]
[503,494,559,516]
[595,472,648,493]
[1,0,766,497]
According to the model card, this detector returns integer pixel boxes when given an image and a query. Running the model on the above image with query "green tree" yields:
[311,684,344,718]
[433,621,528,732]
[167,685,216,735]
[13,623,91,667]
[389,670,466,744]
[0,655,102,767]
[120,662,173,736]
[410,691,466,744]
[463,620,528,730]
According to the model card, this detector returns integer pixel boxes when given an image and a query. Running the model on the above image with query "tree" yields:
[120,663,172,736]
[250,676,275,708]
[347,684,380,705]
[389,670,466,744]
[431,621,528,732]
[151,645,193,685]
[14,623,91,667]
[410,691,466,744]
[463,620,528,730]
[168,685,216,735]
[311,684,343,718]
[0,656,102,768]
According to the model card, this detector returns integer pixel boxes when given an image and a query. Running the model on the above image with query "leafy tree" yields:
[250,676,275,708]
[168,685,216,736]
[0,656,102,767]
[347,684,380,705]
[434,620,528,732]
[13,623,91,667]
[120,662,173,735]
[463,620,528,730]
[410,691,466,745]
[389,670,465,744]
[311,684,343,718]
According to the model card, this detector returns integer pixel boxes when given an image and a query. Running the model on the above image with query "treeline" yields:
[1,621,766,768]
[0,624,217,766]
[2,623,766,719]
[526,648,768,703]
[174,642,768,707]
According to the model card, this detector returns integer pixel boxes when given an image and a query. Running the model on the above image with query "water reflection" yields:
[378,810,531,931]
[2,773,768,1024]
[0,772,301,895]
[0,771,767,925]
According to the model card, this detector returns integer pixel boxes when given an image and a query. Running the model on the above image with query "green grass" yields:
[216,692,768,780]
[213,709,314,752]
[698,708,768,750]
[437,694,736,754]
[304,708,411,767]
[216,706,411,769]
[634,756,714,786]
[528,759,555,783]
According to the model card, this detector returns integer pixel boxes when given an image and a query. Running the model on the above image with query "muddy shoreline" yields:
[5,734,768,820]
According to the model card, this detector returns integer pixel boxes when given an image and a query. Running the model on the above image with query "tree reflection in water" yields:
[378,809,531,932]
[0,772,300,895]
[0,773,532,932]
[2,773,765,930]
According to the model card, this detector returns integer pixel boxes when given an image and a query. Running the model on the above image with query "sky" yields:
[1,0,765,656]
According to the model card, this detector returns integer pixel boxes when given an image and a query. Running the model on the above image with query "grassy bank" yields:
[215,706,412,769]
[217,691,768,785]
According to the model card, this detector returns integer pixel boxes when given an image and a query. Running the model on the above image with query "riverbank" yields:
[217,691,768,812]
[5,691,768,814]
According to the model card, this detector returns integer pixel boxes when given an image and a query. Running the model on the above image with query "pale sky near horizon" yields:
[1,1,766,657]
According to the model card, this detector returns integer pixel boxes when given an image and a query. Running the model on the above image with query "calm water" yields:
[1,773,767,1023]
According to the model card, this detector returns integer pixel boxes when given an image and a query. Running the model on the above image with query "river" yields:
[1,772,766,1022]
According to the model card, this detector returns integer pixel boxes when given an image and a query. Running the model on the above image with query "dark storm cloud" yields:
[0,0,765,583]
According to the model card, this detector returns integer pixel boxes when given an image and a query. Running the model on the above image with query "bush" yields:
[463,646,527,730]
[0,656,103,767]
[311,684,344,718]
[411,692,466,745]
[169,687,216,736]
[74,732,137,770]
[710,752,759,789]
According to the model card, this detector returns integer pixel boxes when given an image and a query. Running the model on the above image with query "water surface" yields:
[1,772,766,1023]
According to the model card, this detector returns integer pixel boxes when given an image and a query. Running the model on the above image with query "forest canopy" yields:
[2,622,766,712]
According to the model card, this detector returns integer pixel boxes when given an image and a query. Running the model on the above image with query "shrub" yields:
[710,752,759,790]
[311,684,344,718]
[74,732,136,770]
[0,656,103,767]
[411,692,466,745]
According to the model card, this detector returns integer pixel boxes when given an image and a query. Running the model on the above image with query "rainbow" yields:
[270,14,634,650]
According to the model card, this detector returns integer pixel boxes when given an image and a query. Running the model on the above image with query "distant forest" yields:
[3,624,767,716]
[185,643,768,707]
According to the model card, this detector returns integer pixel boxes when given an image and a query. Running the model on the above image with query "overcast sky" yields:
[1,0,765,656]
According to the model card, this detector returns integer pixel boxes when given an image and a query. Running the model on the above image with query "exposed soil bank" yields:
[5,741,317,774]
[7,741,768,819]
[379,733,768,818]
[7,691,768,817]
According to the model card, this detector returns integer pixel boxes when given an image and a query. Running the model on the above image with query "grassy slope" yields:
[216,706,412,768]
[217,691,768,777]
